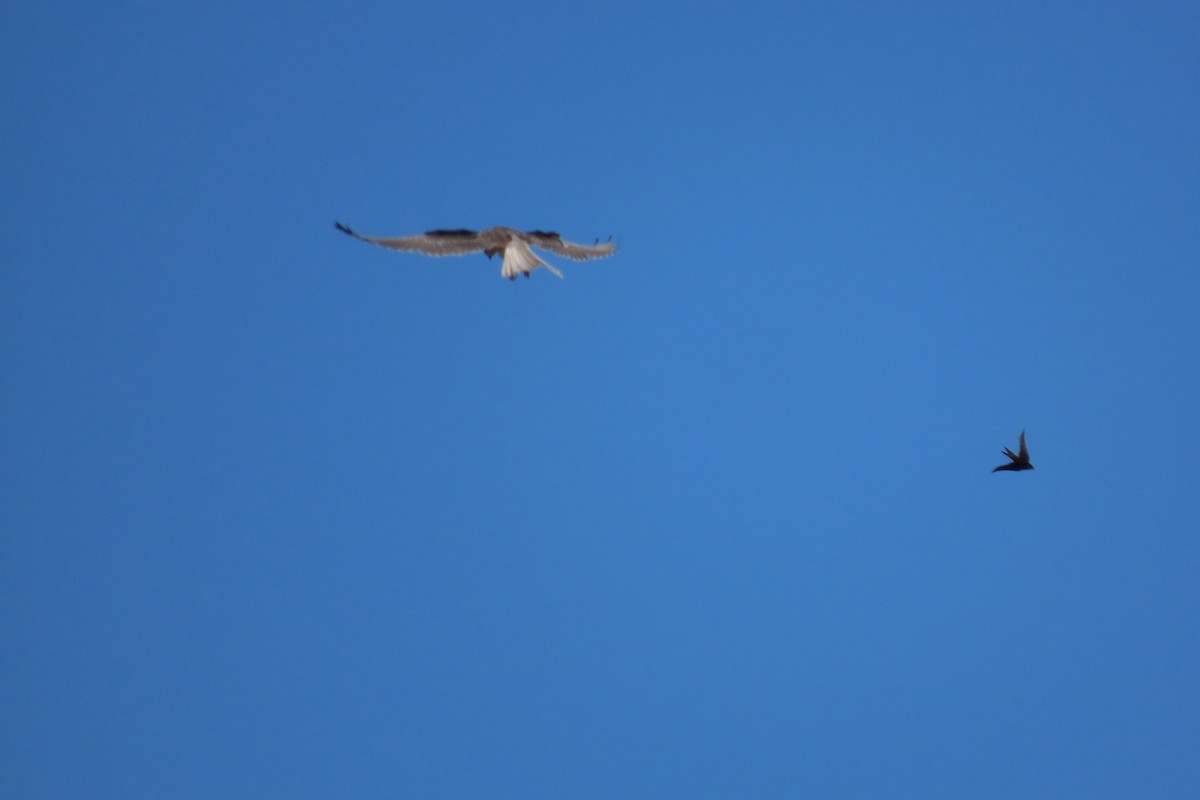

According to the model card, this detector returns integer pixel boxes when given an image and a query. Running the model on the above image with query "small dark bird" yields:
[992,430,1034,472]
[333,222,618,281]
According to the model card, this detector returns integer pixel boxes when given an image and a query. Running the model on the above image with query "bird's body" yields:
[993,430,1034,472]
[334,222,617,280]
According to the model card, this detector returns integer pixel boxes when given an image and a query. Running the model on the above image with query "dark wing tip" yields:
[334,221,356,236]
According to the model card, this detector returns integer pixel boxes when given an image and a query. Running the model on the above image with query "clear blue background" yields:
[3,1,1198,797]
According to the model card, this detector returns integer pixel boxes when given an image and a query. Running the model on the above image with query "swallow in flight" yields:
[993,430,1034,472]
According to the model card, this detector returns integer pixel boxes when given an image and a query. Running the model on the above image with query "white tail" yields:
[501,240,564,280]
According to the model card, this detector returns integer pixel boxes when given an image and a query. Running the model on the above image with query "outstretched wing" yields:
[1017,430,1029,462]
[523,231,618,261]
[334,222,488,257]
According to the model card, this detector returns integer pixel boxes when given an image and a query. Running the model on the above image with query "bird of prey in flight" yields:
[992,430,1034,472]
[334,222,617,280]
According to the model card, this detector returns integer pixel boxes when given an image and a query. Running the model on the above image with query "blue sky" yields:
[3,1,1199,797]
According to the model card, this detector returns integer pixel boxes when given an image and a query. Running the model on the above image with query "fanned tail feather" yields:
[502,240,564,280]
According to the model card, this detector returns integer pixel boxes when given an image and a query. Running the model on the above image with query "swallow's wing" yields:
[335,222,488,256]
[1018,430,1029,462]
[524,231,618,261]
[993,462,1019,472]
